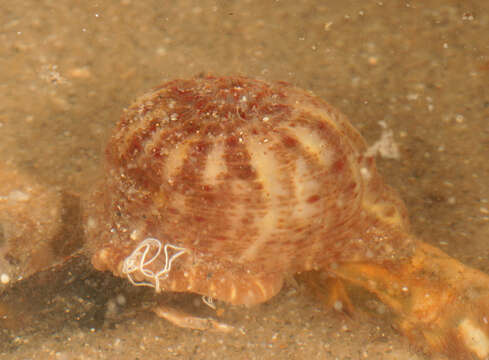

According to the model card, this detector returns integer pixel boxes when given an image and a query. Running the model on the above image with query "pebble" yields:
[0,163,63,285]
[68,67,92,79]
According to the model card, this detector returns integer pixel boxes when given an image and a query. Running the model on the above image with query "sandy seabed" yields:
[1,0,488,359]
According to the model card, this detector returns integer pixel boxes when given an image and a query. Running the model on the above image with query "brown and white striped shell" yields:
[85,75,413,305]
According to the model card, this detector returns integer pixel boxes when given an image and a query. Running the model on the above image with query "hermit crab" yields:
[83,75,489,359]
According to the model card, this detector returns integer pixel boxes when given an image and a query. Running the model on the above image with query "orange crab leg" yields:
[328,240,489,359]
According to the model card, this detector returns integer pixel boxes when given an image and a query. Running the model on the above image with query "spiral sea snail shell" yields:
[84,76,489,359]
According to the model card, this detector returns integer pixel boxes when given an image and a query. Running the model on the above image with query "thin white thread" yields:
[202,295,216,310]
[122,237,188,292]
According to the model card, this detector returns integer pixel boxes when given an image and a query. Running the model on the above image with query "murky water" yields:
[0,1,488,359]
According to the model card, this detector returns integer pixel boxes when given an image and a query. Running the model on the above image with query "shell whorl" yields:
[101,76,408,274]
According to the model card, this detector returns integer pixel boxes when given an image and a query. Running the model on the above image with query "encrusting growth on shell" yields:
[84,75,489,359]
[121,237,188,292]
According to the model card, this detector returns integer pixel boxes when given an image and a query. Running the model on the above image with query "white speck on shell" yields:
[7,190,30,202]
[0,273,10,284]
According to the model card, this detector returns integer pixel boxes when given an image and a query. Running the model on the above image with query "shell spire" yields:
[88,76,411,278]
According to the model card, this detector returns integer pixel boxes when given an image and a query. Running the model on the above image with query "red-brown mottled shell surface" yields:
[85,76,489,359]
[86,76,411,304]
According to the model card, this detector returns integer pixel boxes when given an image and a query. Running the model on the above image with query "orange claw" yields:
[328,240,489,359]
[153,305,234,333]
